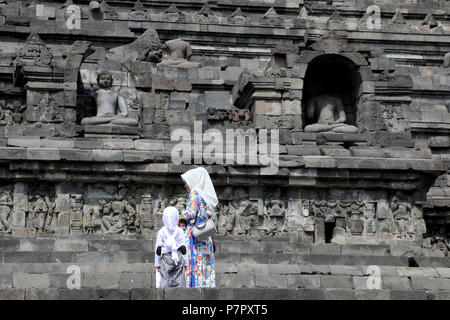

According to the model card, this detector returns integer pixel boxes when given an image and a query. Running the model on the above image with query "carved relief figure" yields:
[231,200,257,236]
[81,71,138,126]
[27,195,55,233]
[0,99,26,126]
[217,204,235,235]
[83,199,107,234]
[0,192,12,233]
[304,95,358,133]
[101,198,136,235]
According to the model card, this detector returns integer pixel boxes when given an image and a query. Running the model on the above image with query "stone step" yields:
[0,288,448,300]
[1,251,448,267]
[4,272,450,291]
[0,238,444,257]
[1,264,449,291]
[0,263,448,279]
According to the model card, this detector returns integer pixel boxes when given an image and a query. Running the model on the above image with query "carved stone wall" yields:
[0,0,448,247]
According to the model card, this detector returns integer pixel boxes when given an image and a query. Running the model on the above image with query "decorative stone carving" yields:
[81,71,138,126]
[83,199,105,234]
[100,0,119,20]
[390,8,406,25]
[0,99,26,126]
[0,191,12,233]
[70,194,83,233]
[304,95,359,133]
[27,195,56,233]
[128,0,147,20]
[421,13,438,29]
[227,8,251,25]
[207,108,232,121]
[163,4,185,23]
[193,4,220,24]
[15,33,52,67]
[266,200,285,217]
[139,194,154,233]
[158,39,200,68]
[101,198,137,235]
[444,52,450,68]
[232,108,250,122]
[26,91,64,123]
[261,7,283,27]
[230,200,258,236]
[217,204,235,235]
[110,25,163,62]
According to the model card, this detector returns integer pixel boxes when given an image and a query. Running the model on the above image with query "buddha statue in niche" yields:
[81,71,138,126]
[304,94,359,133]
[157,39,200,68]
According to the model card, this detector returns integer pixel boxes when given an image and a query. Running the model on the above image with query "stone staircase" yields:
[0,235,449,300]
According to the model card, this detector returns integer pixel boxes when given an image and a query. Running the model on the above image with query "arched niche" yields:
[301,54,363,131]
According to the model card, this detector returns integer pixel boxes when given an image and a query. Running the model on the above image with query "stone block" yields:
[141,108,155,125]
[286,145,320,156]
[151,75,173,90]
[13,273,50,289]
[141,125,170,140]
[40,138,74,149]
[165,110,195,126]
[324,288,357,300]
[92,150,123,162]
[320,275,353,289]
[311,244,341,255]
[173,79,192,92]
[60,149,93,161]
[200,288,234,300]
[411,277,450,290]
[134,140,164,151]
[164,288,202,300]
[92,289,130,300]
[26,148,60,160]
[216,274,255,288]
[390,290,428,300]
[0,274,12,289]
[382,277,411,290]
[19,240,54,251]
[286,275,320,289]
[123,150,156,162]
[54,239,88,252]
[0,147,26,160]
[118,273,151,289]
[130,288,164,300]
[7,137,41,148]
[205,91,233,109]
[0,289,25,300]
[82,273,119,289]
[355,290,391,300]
[103,139,134,150]
[281,100,301,115]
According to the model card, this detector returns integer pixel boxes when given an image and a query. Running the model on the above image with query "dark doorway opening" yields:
[325,221,336,243]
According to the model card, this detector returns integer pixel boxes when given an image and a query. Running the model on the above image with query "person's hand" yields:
[156,267,161,272]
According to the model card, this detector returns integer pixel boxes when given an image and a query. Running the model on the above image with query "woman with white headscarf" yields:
[180,167,218,288]
[155,206,188,288]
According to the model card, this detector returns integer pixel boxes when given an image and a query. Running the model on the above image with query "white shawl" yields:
[160,206,184,263]
[181,167,218,209]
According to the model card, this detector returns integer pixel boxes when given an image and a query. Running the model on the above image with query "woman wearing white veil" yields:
[180,167,218,288]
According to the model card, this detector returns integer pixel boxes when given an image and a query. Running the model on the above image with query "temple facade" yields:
[0,0,448,253]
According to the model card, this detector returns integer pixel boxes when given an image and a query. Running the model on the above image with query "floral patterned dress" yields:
[181,189,216,288]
